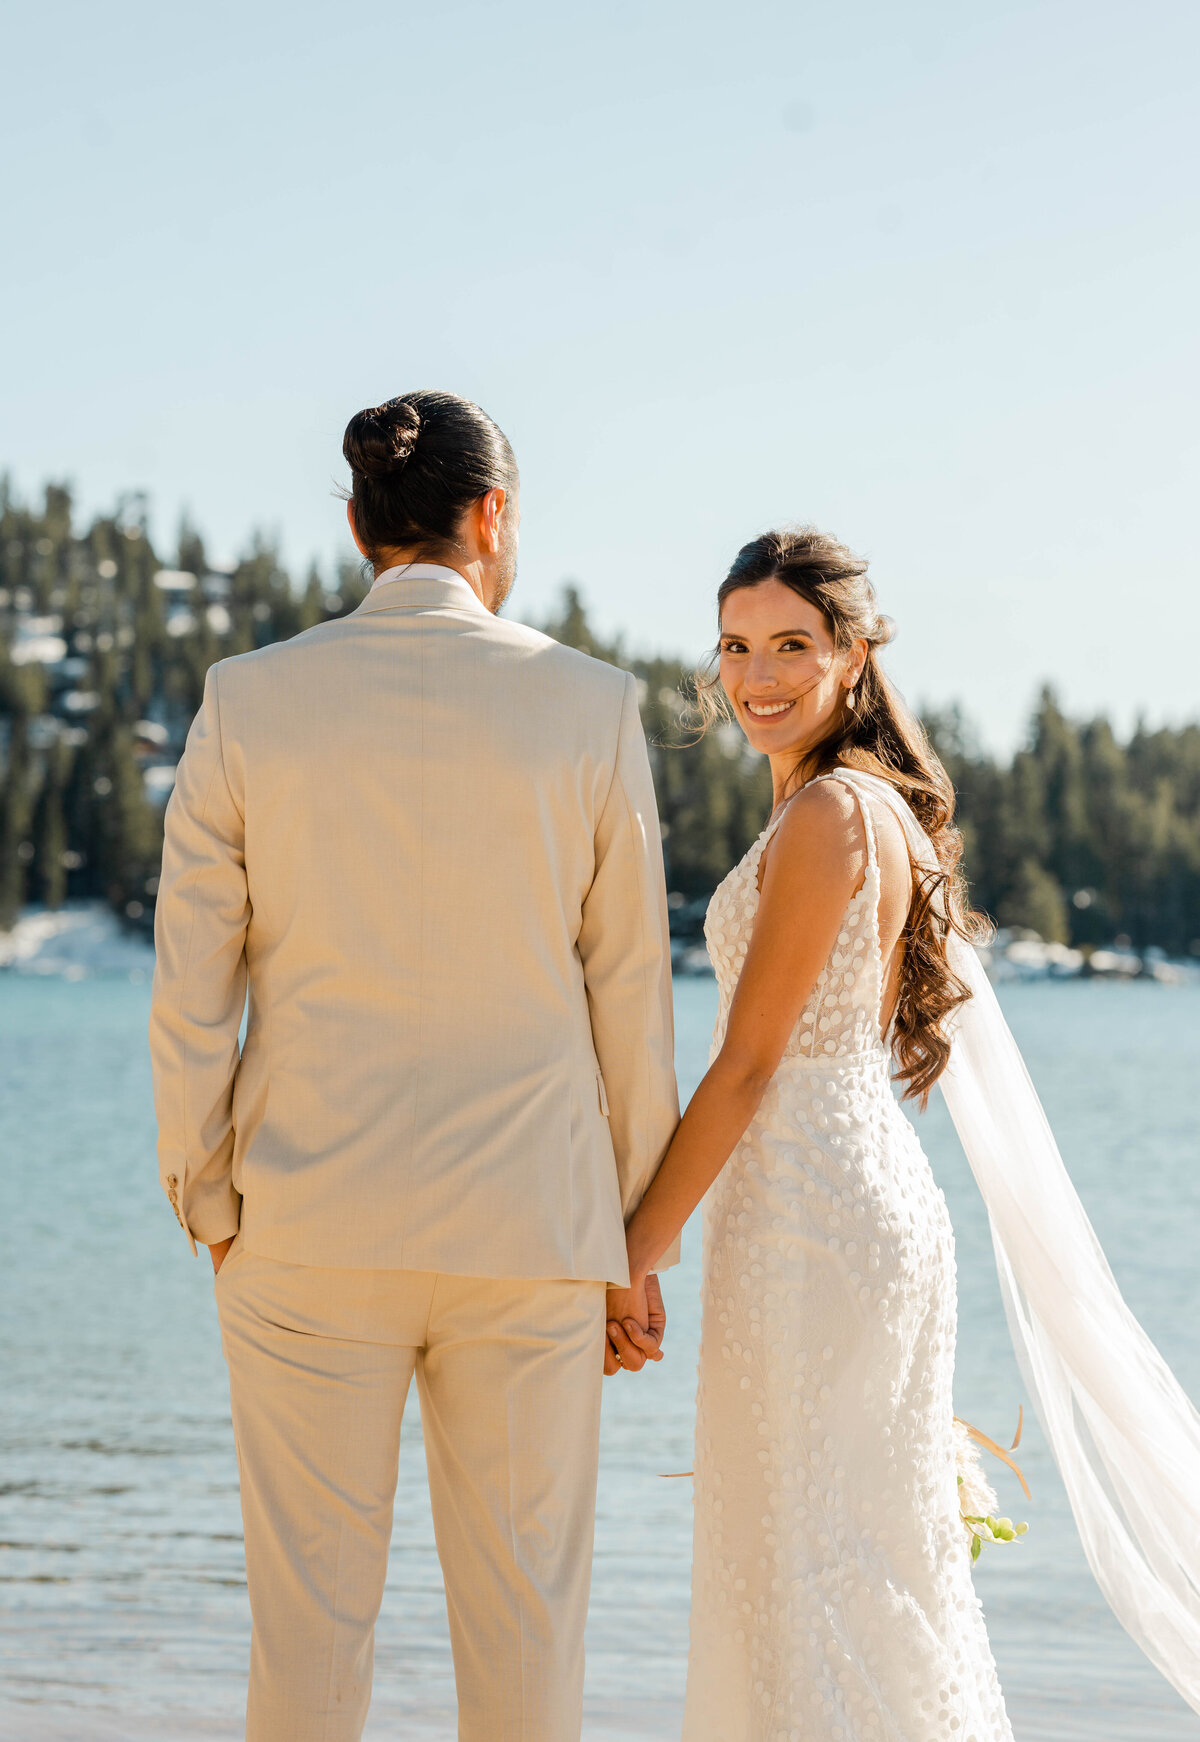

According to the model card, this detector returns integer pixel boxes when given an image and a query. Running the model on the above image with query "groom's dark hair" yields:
[343,390,517,566]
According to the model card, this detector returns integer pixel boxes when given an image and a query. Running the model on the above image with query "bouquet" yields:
[955,1410,1031,1563]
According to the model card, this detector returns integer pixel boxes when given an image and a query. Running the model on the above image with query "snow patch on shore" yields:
[0,902,156,980]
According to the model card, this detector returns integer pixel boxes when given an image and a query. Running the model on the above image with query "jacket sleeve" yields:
[578,672,682,1269]
[149,663,248,1252]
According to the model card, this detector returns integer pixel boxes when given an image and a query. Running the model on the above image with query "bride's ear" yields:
[844,637,869,692]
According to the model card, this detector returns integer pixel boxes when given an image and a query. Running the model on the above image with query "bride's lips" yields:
[742,698,796,720]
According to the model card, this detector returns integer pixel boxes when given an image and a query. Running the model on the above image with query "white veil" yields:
[845,769,1200,1714]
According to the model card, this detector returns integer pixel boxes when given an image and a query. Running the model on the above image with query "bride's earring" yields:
[846,686,857,711]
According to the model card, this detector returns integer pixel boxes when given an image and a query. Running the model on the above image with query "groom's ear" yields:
[477,487,507,555]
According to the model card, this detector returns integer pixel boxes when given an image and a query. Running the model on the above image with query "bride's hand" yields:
[603,1273,665,1374]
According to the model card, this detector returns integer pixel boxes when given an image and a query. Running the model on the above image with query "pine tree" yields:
[0,709,32,929]
[2,476,1199,957]
[32,735,71,910]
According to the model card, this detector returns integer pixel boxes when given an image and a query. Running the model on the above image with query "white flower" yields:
[955,1418,999,1523]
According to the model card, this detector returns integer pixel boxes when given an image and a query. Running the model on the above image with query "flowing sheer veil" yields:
[842,768,1200,1714]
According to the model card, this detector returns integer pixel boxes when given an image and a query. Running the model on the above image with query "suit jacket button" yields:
[167,1174,179,1188]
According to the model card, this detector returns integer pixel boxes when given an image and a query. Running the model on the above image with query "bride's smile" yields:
[743,698,794,717]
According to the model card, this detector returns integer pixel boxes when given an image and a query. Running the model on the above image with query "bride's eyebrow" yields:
[770,629,811,640]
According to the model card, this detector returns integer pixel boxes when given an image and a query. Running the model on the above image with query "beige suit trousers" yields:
[214,1237,606,1742]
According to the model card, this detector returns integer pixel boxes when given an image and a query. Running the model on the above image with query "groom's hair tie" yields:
[342,389,517,565]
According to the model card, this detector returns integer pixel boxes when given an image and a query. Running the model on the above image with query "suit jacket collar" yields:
[354,563,493,618]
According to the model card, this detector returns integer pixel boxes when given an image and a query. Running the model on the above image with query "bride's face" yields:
[718,578,862,759]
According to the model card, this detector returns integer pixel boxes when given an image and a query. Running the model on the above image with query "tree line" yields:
[2,480,1197,957]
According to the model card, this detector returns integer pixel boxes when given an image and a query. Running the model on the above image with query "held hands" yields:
[603,1273,665,1375]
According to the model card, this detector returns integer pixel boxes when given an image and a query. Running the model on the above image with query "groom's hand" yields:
[603,1273,666,1375]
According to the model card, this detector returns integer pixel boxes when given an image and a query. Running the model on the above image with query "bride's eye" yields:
[779,639,809,652]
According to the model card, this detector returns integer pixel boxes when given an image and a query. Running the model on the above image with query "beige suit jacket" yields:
[149,569,680,1284]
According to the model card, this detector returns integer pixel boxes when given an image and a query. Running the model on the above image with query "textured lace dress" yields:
[682,772,1013,1742]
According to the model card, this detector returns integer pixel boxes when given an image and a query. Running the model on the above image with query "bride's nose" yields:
[745,652,778,689]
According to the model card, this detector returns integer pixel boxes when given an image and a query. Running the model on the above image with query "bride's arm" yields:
[621,781,867,1287]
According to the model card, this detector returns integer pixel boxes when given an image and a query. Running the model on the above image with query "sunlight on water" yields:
[1,976,1198,1739]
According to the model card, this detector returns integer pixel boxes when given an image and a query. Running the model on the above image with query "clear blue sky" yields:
[4,0,1198,748]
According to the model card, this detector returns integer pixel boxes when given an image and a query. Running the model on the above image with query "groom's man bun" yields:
[343,400,423,478]
[343,389,517,565]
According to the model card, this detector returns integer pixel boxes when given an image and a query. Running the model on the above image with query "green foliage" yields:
[537,588,773,898]
[998,858,1070,943]
[925,692,1200,955]
[1,479,1197,957]
[963,1512,1029,1561]
[0,709,32,931]
[0,479,366,929]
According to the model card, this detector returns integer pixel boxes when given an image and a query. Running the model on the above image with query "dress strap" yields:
[752,808,790,894]
[758,809,789,852]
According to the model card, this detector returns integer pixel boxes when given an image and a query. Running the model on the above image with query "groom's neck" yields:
[371,544,506,614]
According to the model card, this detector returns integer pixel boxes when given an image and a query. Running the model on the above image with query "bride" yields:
[608,528,1200,1740]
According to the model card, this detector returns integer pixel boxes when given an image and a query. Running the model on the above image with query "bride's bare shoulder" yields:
[779,775,865,841]
[764,778,867,890]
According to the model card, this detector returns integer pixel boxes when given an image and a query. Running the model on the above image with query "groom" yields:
[149,389,680,1742]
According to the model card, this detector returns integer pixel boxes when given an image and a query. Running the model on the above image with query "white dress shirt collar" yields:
[360,563,491,618]
[369,562,468,593]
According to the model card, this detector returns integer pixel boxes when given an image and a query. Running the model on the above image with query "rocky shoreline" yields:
[672,926,1198,985]
[4,902,1195,987]
[0,902,156,980]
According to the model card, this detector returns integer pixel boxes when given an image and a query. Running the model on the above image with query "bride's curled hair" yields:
[699,526,988,1105]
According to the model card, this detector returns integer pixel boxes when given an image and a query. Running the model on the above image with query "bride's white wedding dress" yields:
[682,765,1200,1739]
[683,771,1012,1741]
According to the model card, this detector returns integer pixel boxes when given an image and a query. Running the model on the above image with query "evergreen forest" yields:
[2,480,1198,959]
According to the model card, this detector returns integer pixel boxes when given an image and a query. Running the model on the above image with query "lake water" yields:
[2,974,1199,1741]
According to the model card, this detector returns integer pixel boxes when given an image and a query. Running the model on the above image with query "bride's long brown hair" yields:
[698,526,988,1105]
